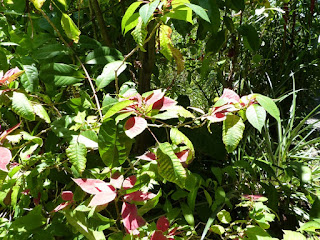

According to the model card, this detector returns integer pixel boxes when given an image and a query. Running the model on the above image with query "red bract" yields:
[121,202,146,235]
[151,230,168,240]
[73,178,117,207]
[137,151,157,161]
[157,216,170,232]
[206,104,237,123]
[53,191,74,212]
[122,175,137,190]
[0,147,12,172]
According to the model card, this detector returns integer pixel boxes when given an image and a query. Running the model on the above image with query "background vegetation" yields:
[0,0,319,239]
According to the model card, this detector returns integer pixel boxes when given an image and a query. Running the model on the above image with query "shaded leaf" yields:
[85,47,123,65]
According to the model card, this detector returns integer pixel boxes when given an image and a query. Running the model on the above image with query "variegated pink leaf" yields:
[89,189,117,207]
[124,117,148,139]
[220,89,240,103]
[61,191,73,201]
[144,89,165,107]
[0,147,12,172]
[110,172,124,189]
[121,202,146,235]
[122,175,137,189]
[175,149,190,167]
[157,216,170,232]
[152,97,177,111]
[137,151,157,161]
[72,178,109,194]
[151,230,168,240]
[53,201,72,212]
[124,191,156,202]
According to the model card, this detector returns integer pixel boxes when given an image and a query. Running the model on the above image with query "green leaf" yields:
[246,104,266,132]
[96,61,127,90]
[139,0,160,25]
[238,24,260,52]
[102,94,118,114]
[211,225,225,235]
[33,103,51,123]
[217,210,231,224]
[185,3,210,23]
[103,100,133,120]
[206,29,227,54]
[164,0,192,24]
[153,106,193,119]
[283,230,306,240]
[256,94,280,122]
[122,2,142,34]
[33,43,69,60]
[157,142,187,188]
[181,202,194,226]
[131,17,147,50]
[30,0,46,10]
[170,128,195,159]
[123,13,140,35]
[138,190,162,216]
[310,196,320,219]
[215,187,225,205]
[98,119,132,167]
[12,92,35,121]
[66,142,87,176]
[11,205,46,231]
[61,13,81,43]
[245,226,276,240]
[40,63,84,87]
[21,65,39,92]
[159,25,173,60]
[64,210,106,240]
[223,115,245,153]
[85,47,124,65]
[230,0,245,11]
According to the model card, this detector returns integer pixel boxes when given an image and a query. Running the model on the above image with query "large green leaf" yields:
[11,205,46,231]
[310,196,320,219]
[40,63,84,87]
[33,43,69,60]
[61,13,81,43]
[96,61,127,90]
[246,104,266,132]
[256,94,280,122]
[139,0,160,25]
[21,65,39,92]
[170,128,195,158]
[230,0,245,11]
[33,103,51,123]
[164,0,193,24]
[131,17,147,49]
[223,115,245,153]
[159,25,173,60]
[156,142,187,188]
[11,92,35,121]
[181,202,195,226]
[122,2,142,34]
[66,142,87,176]
[238,24,260,52]
[98,119,132,167]
[85,47,123,65]
[185,3,210,23]
[103,100,133,120]
[206,29,227,54]
[283,230,306,240]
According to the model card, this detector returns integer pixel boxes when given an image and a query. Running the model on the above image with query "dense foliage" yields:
[0,0,319,239]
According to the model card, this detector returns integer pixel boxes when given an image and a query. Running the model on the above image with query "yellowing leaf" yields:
[61,13,81,43]
[159,25,173,60]
[30,0,46,10]
[169,45,184,74]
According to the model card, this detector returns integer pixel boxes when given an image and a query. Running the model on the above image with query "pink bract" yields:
[121,202,146,235]
[0,147,12,172]
[220,89,240,103]
[72,178,110,194]
[124,116,148,139]
[122,175,137,189]
[137,151,157,161]
[110,172,124,189]
[124,191,156,202]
